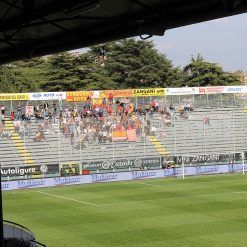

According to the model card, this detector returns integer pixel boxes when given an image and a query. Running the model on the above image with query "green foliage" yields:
[182,54,239,87]
[104,39,175,88]
[40,52,79,91]
[0,43,241,93]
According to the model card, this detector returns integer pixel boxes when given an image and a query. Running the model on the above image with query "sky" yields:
[150,13,247,72]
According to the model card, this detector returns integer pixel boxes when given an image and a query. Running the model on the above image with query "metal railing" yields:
[3,220,46,247]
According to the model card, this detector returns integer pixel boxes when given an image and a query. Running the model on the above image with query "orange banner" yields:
[127,129,137,142]
[100,89,133,98]
[66,91,93,102]
[112,129,127,141]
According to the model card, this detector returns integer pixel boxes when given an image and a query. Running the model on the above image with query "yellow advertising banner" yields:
[112,129,127,141]
[99,89,133,98]
[0,93,29,101]
[133,88,165,97]
[66,91,93,102]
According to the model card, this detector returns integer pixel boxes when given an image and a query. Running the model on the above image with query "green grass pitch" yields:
[3,174,247,247]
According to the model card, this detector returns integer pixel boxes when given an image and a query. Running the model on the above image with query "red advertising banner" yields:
[127,129,137,142]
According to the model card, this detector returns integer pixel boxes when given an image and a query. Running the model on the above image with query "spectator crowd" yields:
[0,98,194,145]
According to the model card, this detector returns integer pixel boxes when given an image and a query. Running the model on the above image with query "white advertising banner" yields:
[92,91,100,99]
[222,86,247,94]
[166,87,199,95]
[30,92,66,101]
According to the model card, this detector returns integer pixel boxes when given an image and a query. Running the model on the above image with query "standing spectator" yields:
[1,105,5,115]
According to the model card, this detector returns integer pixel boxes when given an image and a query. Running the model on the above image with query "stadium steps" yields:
[4,119,36,166]
[148,136,169,156]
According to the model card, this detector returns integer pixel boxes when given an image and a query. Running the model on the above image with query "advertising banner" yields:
[133,88,165,97]
[0,164,59,177]
[112,129,127,141]
[131,169,164,180]
[99,89,133,98]
[199,87,224,94]
[81,157,162,170]
[166,87,199,95]
[2,163,247,191]
[222,86,247,94]
[30,92,66,101]
[0,93,29,101]
[66,91,93,102]
[127,129,137,142]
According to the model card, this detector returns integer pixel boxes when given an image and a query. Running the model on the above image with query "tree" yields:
[11,57,47,92]
[0,64,18,93]
[182,54,239,87]
[72,50,118,90]
[41,52,79,91]
[104,39,175,88]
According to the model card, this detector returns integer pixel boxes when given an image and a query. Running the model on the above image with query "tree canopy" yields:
[181,54,238,87]
[0,40,240,93]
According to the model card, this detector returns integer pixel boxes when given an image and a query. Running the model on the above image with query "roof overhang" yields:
[0,0,246,64]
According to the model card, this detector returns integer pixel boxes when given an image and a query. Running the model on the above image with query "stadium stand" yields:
[0,88,247,178]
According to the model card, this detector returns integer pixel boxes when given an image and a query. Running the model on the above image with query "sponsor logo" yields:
[32,93,42,98]
[177,154,220,164]
[91,174,118,182]
[166,88,195,95]
[82,157,160,170]
[1,182,10,189]
[40,165,48,173]
[228,88,241,92]
[134,158,142,167]
[131,171,157,179]
[54,177,81,185]
[228,164,247,172]
[196,166,220,174]
[18,179,46,188]
[1,167,36,176]
[199,87,224,94]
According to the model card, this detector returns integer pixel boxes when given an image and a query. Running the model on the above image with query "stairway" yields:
[148,135,169,157]
[4,119,36,166]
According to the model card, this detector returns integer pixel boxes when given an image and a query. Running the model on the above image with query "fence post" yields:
[182,155,185,180]
[242,152,245,175]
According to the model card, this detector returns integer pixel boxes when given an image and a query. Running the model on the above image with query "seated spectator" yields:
[1,128,11,139]
[33,131,41,142]
[151,125,157,136]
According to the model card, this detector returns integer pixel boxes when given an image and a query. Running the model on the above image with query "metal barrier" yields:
[3,220,46,246]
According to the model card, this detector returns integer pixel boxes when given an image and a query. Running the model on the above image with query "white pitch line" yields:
[37,191,99,207]
[100,191,247,206]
